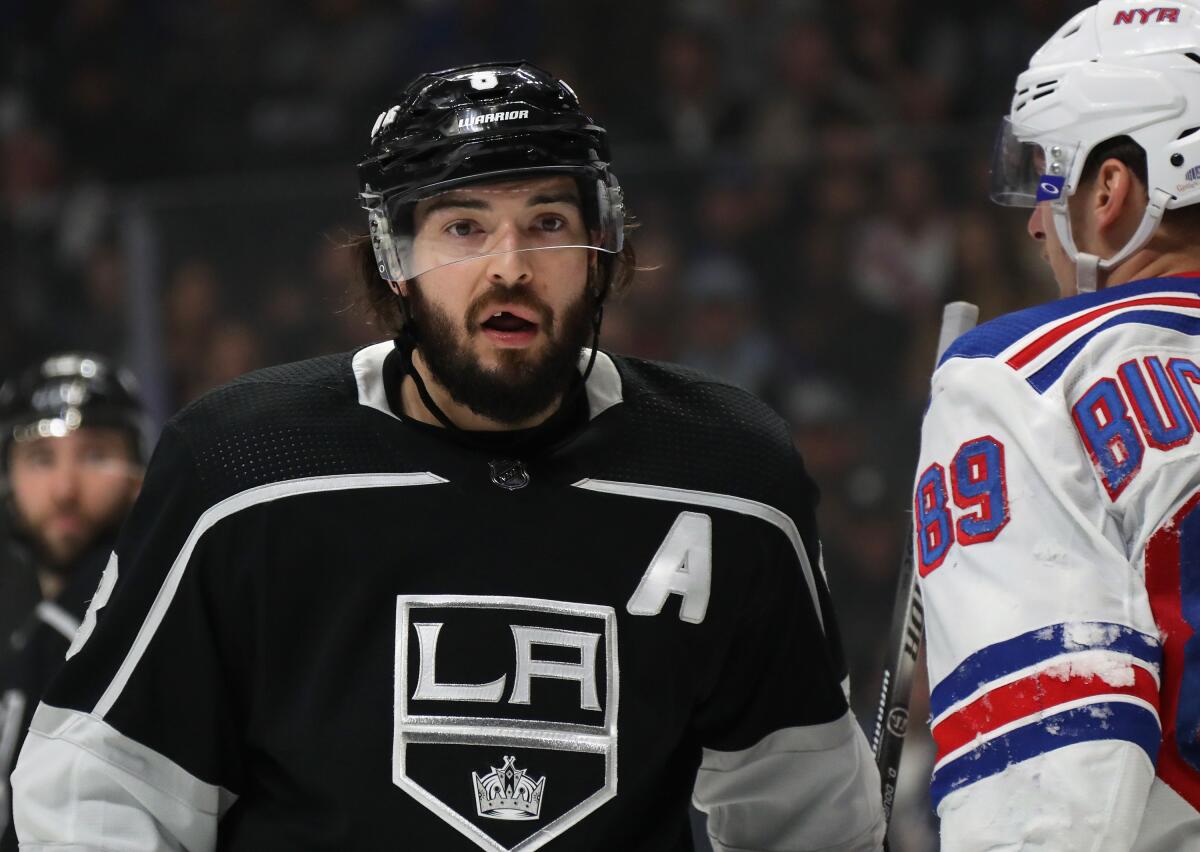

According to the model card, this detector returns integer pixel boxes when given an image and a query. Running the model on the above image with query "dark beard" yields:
[406,280,595,425]
[9,495,129,572]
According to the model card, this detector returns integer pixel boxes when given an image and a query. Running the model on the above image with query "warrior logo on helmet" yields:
[453,109,531,133]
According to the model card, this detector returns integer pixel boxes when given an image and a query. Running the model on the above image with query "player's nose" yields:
[485,228,533,285]
[1027,204,1047,242]
[47,458,82,504]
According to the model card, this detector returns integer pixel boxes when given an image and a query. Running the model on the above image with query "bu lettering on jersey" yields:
[1072,355,1200,499]
[394,595,618,852]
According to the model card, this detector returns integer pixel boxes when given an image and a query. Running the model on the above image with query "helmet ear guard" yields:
[363,190,405,285]
[596,174,625,254]
[586,173,626,305]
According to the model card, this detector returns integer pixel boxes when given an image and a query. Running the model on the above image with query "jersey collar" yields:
[351,340,623,424]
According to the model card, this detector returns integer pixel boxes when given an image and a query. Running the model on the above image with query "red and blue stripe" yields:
[929,621,1162,810]
[1025,311,1200,393]
[939,277,1200,394]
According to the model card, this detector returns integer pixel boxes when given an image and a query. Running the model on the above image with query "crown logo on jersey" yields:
[472,755,546,821]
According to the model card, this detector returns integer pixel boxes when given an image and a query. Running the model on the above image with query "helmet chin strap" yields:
[1051,188,1172,295]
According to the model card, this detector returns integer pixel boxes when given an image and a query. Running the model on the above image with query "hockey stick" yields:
[872,300,979,828]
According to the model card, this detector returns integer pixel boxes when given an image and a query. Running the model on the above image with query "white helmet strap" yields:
[1075,251,1101,294]
[1051,188,1173,294]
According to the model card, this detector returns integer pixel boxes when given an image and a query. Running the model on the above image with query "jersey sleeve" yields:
[11,422,244,851]
[1,596,89,850]
[692,450,885,852]
[916,356,1161,850]
[0,657,28,851]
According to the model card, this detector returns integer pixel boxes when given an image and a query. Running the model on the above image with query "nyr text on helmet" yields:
[1113,7,1181,24]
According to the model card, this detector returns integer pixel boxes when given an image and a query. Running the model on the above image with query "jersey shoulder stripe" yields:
[930,700,1161,809]
[929,621,1161,719]
[1024,308,1200,393]
[927,621,1163,809]
[938,276,1200,393]
[932,664,1159,760]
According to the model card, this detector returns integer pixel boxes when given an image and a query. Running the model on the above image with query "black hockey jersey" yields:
[0,550,38,664]
[11,343,885,852]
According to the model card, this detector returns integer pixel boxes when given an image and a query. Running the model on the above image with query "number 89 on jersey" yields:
[916,435,1011,576]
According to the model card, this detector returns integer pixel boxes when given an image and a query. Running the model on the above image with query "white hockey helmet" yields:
[992,1,1200,292]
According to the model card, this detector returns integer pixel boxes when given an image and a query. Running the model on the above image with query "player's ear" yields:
[1092,158,1140,233]
[390,279,409,298]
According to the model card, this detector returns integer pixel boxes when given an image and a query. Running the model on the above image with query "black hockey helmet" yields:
[0,353,147,469]
[358,61,625,286]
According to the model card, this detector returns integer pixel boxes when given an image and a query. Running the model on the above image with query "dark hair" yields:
[351,229,639,337]
[1078,135,1148,187]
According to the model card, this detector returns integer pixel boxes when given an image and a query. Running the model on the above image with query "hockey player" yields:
[10,62,885,851]
[916,3,1200,849]
[0,353,145,850]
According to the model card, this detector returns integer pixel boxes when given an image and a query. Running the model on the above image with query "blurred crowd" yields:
[2,1,1092,848]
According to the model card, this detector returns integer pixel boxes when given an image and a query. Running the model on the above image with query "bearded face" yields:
[403,176,599,424]
[8,427,142,570]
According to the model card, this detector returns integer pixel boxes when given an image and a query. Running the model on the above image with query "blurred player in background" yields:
[10,63,883,851]
[0,353,144,850]
[915,2,1200,848]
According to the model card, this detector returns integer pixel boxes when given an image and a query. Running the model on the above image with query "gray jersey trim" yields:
[13,703,237,849]
[0,689,27,837]
[571,478,824,632]
[693,711,886,852]
[92,472,448,719]
[579,350,623,419]
[352,341,623,422]
[35,601,81,643]
[352,340,398,420]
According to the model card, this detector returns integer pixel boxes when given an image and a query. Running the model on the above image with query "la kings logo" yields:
[394,595,618,852]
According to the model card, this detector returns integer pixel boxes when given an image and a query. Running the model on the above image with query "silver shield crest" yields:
[394,595,619,852]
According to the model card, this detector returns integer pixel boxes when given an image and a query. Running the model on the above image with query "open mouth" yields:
[481,311,538,334]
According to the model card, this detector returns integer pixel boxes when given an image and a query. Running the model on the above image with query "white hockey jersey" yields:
[915,275,1200,850]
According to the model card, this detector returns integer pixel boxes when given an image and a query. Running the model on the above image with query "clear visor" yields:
[365,173,624,281]
[989,117,1079,208]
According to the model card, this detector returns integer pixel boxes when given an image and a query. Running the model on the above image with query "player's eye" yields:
[81,446,116,465]
[536,214,567,233]
[24,450,55,468]
[444,220,480,238]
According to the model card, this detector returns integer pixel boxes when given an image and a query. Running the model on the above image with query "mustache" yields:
[466,284,554,330]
